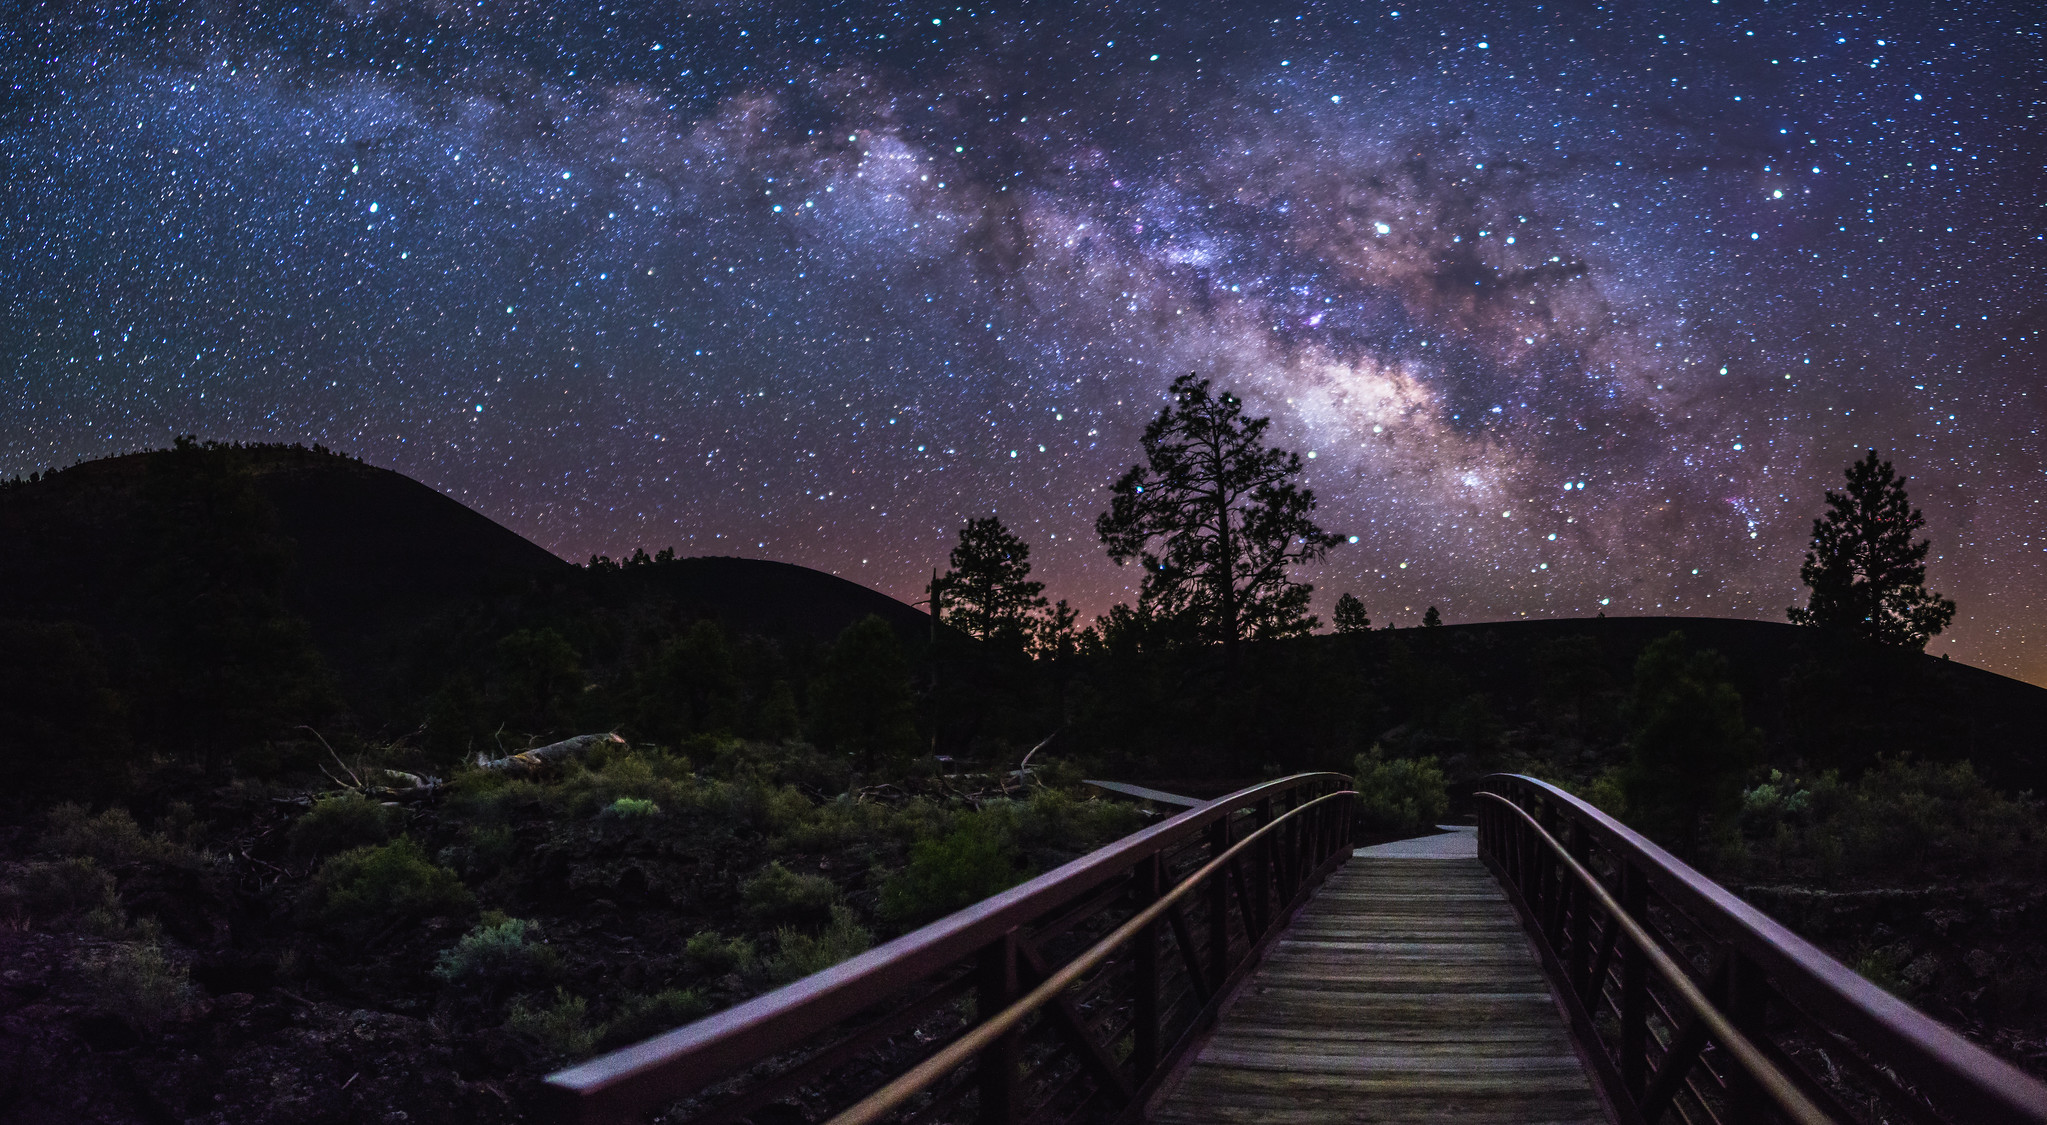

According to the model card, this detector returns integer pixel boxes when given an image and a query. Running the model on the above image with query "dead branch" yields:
[473,732,626,774]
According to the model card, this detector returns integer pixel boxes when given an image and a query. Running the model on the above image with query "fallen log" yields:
[475,732,626,774]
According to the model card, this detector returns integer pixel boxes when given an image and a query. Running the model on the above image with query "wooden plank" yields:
[1148,855,1609,1124]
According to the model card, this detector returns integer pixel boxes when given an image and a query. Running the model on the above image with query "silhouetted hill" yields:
[1281,615,2047,795]
[0,445,570,663]
[588,555,932,643]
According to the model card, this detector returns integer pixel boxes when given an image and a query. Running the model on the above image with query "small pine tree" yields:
[1422,606,1443,628]
[939,516,1047,648]
[808,616,918,773]
[1789,449,1955,650]
[1621,632,1760,855]
[1332,593,1371,635]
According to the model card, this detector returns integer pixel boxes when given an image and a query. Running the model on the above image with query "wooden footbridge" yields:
[543,774,2047,1125]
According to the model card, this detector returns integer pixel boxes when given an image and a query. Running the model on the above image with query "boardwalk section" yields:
[1151,854,1606,1124]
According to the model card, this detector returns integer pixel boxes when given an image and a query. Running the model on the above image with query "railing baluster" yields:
[976,930,1020,1125]
[1207,819,1230,995]
[1568,820,1591,998]
[1133,852,1162,1081]
[1254,798,1274,937]
[1620,861,1649,1103]
[1725,952,1770,1122]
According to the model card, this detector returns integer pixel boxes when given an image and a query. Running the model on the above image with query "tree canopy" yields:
[938,516,1047,647]
[1788,449,1955,650]
[1095,374,1344,671]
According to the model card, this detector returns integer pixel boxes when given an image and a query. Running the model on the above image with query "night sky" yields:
[5,3,2045,678]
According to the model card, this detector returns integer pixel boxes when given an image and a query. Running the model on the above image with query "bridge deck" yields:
[1150,852,1609,1124]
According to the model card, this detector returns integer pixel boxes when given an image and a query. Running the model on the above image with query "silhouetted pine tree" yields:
[1788,449,1955,650]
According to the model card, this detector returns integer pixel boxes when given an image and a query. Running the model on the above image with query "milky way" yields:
[5,2,2045,677]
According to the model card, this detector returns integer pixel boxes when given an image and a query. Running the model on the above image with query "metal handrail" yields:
[1480,773,2047,1125]
[542,772,1353,1123]
[824,789,1358,1125]
[1479,792,1830,1125]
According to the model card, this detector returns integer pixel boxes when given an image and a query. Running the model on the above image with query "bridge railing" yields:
[1478,773,2047,1125]
[543,773,1356,1125]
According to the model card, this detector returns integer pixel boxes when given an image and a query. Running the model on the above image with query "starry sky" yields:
[5,2,2046,678]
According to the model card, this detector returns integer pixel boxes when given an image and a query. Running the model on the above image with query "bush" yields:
[766,905,873,984]
[42,805,183,866]
[742,861,841,926]
[878,815,1028,927]
[433,913,558,990]
[306,838,475,940]
[289,792,403,858]
[0,857,120,926]
[603,988,712,1047]
[1736,758,2045,882]
[508,987,602,1061]
[1352,745,1449,835]
[76,931,194,1029]
[682,931,757,977]
[601,796,661,819]
[462,824,520,876]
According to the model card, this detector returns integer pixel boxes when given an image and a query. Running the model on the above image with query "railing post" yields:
[1567,820,1591,996]
[1619,861,1648,1103]
[1208,819,1231,994]
[1244,797,1260,940]
[1134,852,1162,1081]
[1726,951,1771,1120]
[976,929,1021,1125]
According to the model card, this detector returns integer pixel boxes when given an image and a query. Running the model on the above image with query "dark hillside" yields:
[611,555,932,643]
[0,445,570,653]
[1348,616,2047,794]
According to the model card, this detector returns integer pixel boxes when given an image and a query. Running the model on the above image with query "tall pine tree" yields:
[1788,449,1955,650]
[1096,374,1345,674]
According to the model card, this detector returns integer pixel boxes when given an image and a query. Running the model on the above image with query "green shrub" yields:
[0,857,120,925]
[993,790,1144,857]
[741,861,841,926]
[462,824,520,876]
[603,988,712,1047]
[766,906,874,984]
[508,987,602,1061]
[601,796,661,819]
[433,913,558,989]
[76,931,194,1028]
[682,931,757,977]
[306,838,475,940]
[878,815,1028,927]
[42,804,182,865]
[1737,757,2045,882]
[289,792,403,858]
[1352,745,1449,835]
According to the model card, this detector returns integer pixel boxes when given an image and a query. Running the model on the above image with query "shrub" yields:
[682,931,757,977]
[878,815,1028,927]
[42,804,182,866]
[996,790,1144,857]
[462,824,520,876]
[1352,745,1449,835]
[289,792,402,858]
[741,861,841,926]
[306,838,475,940]
[76,932,194,1029]
[433,913,558,989]
[603,988,712,1047]
[0,857,120,925]
[601,797,661,819]
[1736,757,2045,883]
[508,987,602,1061]
[766,906,873,984]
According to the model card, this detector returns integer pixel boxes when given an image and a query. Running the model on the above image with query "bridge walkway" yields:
[1152,839,1607,1124]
